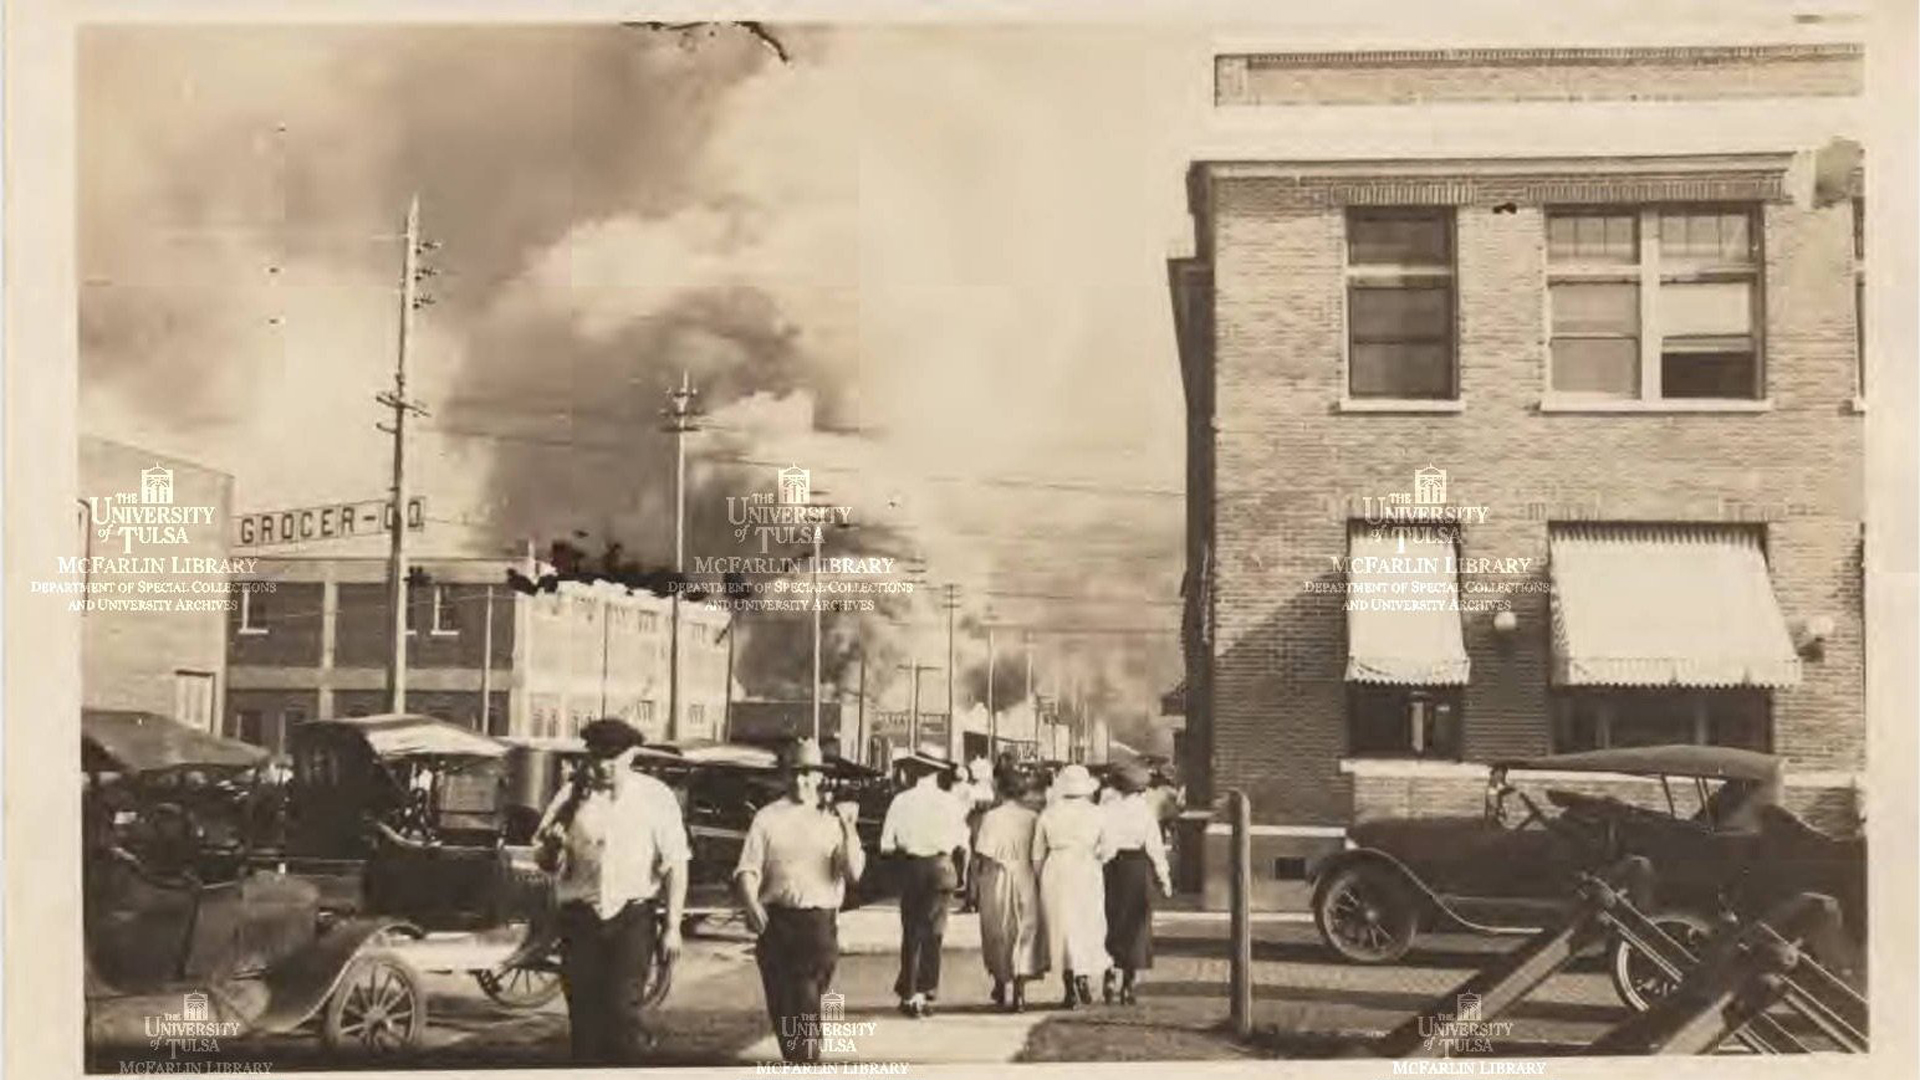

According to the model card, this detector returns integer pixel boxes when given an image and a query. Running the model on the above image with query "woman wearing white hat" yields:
[1031,763,1113,1008]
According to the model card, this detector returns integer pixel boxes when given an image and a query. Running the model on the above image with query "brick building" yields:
[1171,36,1868,908]
[79,436,234,728]
[225,555,731,752]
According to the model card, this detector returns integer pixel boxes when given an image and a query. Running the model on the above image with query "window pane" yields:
[1660,281,1752,336]
[1547,212,1635,264]
[1660,210,1754,264]
[1349,212,1451,266]
[1551,338,1640,396]
[1551,282,1638,334]
[1350,285,1451,340]
[1351,343,1453,398]
[1661,350,1757,398]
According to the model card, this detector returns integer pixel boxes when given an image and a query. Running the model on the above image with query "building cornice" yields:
[1197,154,1795,209]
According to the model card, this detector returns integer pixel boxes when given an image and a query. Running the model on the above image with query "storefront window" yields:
[1348,685,1463,758]
[1552,688,1770,751]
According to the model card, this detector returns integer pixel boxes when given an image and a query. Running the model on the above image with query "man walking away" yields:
[879,753,967,1017]
[534,718,688,1065]
[734,739,865,1064]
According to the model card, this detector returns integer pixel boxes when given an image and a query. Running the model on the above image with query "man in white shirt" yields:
[535,718,689,1064]
[734,738,865,1064]
[879,754,968,1017]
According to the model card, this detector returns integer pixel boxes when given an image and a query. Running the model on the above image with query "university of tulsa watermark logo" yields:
[85,464,219,554]
[1415,992,1514,1056]
[145,991,242,1057]
[779,992,876,1054]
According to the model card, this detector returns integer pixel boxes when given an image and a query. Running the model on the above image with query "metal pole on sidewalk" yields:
[1228,789,1252,1039]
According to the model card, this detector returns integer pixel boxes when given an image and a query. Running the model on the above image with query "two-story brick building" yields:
[225,555,731,752]
[1172,35,1868,908]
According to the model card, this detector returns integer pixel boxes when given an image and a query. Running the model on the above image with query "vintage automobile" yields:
[83,709,429,1057]
[1308,744,1866,1010]
[278,714,563,1010]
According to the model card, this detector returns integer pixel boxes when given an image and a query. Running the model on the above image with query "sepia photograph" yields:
[5,1,1915,1078]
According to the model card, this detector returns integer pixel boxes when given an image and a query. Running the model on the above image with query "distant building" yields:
[79,436,233,729]
[224,555,731,751]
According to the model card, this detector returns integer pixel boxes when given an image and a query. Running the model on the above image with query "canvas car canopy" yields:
[1548,523,1802,687]
[1345,524,1470,685]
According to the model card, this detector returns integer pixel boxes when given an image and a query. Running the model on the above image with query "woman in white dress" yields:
[972,772,1047,1011]
[1032,764,1113,1008]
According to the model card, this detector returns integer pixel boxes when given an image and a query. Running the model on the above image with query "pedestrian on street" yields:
[973,771,1048,1011]
[1100,761,1173,1005]
[958,757,995,913]
[733,738,866,1064]
[879,754,968,1018]
[1032,763,1113,1008]
[533,718,689,1066]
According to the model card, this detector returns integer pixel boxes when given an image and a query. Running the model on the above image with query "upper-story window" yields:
[1547,207,1763,401]
[1346,208,1457,400]
[237,583,269,634]
[430,585,458,635]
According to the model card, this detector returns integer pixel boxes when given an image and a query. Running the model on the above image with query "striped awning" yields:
[1549,524,1802,688]
[1345,525,1470,685]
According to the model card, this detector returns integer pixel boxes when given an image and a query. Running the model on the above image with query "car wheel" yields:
[1609,910,1716,1013]
[1314,864,1419,964]
[322,950,427,1054]
[474,957,564,1010]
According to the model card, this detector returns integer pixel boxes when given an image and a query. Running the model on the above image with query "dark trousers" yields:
[755,907,840,1064]
[557,899,658,1065]
[1104,849,1157,972]
[894,855,952,999]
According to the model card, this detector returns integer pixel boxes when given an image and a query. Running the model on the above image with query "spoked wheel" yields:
[475,958,564,1010]
[322,950,427,1053]
[1610,910,1717,1012]
[1314,864,1419,964]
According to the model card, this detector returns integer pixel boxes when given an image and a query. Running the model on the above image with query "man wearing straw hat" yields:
[534,717,689,1065]
[734,738,866,1063]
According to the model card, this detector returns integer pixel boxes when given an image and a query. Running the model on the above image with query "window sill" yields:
[1536,398,1773,414]
[236,627,270,637]
[429,629,460,638]
[1339,758,1483,778]
[1338,398,1465,414]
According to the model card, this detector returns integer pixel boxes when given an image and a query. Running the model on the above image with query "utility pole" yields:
[661,372,699,741]
[986,624,997,762]
[1024,630,1035,756]
[944,582,958,762]
[379,194,431,713]
[811,522,823,743]
[855,649,867,765]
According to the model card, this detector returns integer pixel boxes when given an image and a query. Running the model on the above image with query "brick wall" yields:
[1216,45,1862,107]
[1201,170,1863,828]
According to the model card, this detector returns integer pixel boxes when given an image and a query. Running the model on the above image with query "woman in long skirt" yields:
[1101,762,1172,1005]
[1033,764,1113,1008]
[973,773,1047,1011]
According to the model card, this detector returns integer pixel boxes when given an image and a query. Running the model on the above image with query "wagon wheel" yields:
[475,953,564,1010]
[1314,864,1419,964]
[1610,911,1716,1013]
[322,950,427,1054]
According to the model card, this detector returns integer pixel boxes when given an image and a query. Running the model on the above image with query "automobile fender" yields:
[250,917,423,1034]
[1308,847,1482,932]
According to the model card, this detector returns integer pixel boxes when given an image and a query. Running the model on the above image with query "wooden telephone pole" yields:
[380,194,432,712]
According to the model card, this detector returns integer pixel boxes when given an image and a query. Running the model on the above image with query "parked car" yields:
[83,710,428,1057]
[1308,745,1866,1010]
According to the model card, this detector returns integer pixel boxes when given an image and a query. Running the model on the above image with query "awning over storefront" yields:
[1345,525,1470,685]
[1549,524,1802,688]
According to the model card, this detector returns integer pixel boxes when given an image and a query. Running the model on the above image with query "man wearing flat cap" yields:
[534,717,689,1064]
[734,738,865,1064]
